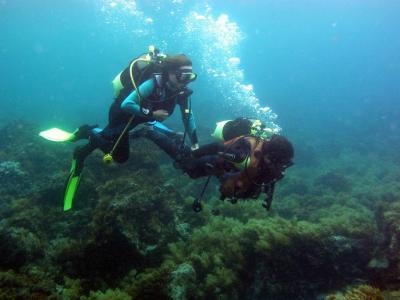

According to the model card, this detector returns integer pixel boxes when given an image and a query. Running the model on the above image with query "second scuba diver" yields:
[41,46,199,211]
[131,118,294,211]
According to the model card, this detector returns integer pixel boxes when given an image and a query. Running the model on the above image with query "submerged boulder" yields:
[314,171,352,193]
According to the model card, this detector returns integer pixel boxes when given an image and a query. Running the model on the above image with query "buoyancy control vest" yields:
[219,135,270,199]
[222,135,263,171]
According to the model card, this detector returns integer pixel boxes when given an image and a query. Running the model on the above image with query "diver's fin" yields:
[63,159,81,211]
[39,128,77,142]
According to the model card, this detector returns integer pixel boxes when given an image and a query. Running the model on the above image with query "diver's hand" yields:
[153,109,169,121]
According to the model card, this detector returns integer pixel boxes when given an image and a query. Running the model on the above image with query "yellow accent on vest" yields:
[211,120,230,142]
[233,155,251,171]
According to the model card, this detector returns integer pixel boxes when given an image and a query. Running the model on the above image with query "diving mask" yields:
[176,70,197,84]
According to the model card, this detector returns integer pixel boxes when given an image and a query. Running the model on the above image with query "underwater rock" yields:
[0,226,43,269]
[0,119,396,298]
[278,178,309,197]
[165,216,376,300]
[81,227,142,284]
[0,160,30,196]
[314,171,352,193]
[168,263,196,300]
[367,258,389,270]
[0,121,74,200]
[67,171,185,286]
[325,284,384,300]
[81,288,132,300]
[371,201,400,287]
[175,222,191,239]
[250,233,371,299]
[0,229,28,269]
[0,160,25,176]
[0,120,35,150]
[0,270,54,299]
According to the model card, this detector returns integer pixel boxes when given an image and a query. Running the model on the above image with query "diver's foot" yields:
[71,124,98,142]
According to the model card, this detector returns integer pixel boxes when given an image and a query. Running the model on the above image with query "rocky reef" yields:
[0,121,399,299]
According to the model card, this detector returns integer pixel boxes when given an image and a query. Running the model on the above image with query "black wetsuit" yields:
[136,125,251,179]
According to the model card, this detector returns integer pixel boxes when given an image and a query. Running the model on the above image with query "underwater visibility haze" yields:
[0,0,400,299]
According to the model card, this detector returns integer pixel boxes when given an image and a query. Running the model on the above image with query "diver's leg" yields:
[70,124,100,142]
[72,142,97,175]
[92,124,124,155]
[152,121,184,140]
[63,140,97,211]
[111,132,130,163]
[137,126,190,161]
[98,117,144,163]
[178,155,220,178]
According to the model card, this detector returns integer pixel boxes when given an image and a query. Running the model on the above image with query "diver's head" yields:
[260,134,294,180]
[164,54,197,88]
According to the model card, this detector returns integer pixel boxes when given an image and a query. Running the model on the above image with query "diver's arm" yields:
[220,137,251,163]
[179,96,199,149]
[192,141,247,163]
[192,142,224,158]
[121,79,155,117]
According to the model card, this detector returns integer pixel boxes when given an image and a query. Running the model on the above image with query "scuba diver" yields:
[131,117,294,212]
[40,46,198,211]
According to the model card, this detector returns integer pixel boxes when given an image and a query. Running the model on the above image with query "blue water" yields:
[1,0,399,149]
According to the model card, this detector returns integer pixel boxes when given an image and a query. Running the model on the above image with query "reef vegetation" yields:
[0,121,399,299]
